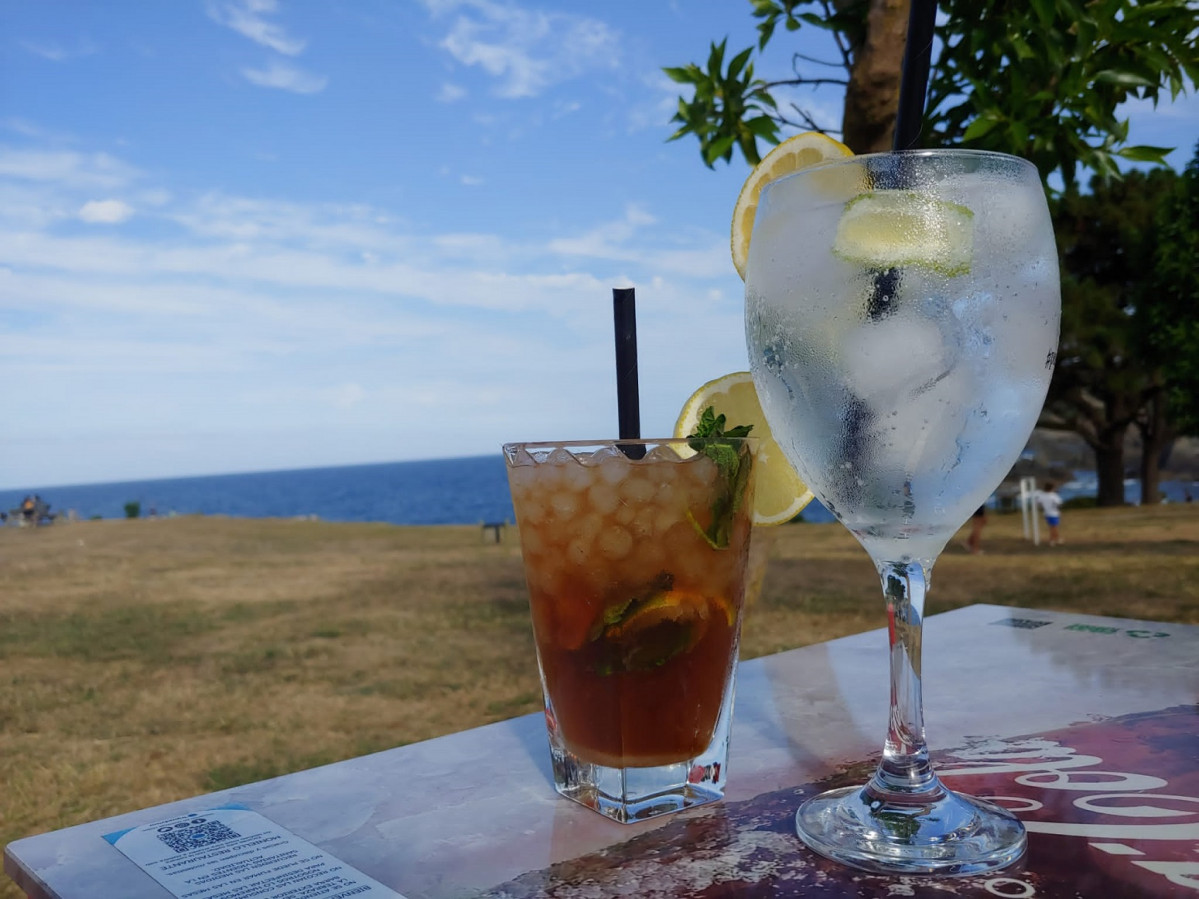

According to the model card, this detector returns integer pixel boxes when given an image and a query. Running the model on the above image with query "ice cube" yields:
[869,363,976,472]
[843,311,951,399]
[593,446,633,485]
[579,445,625,467]
[643,444,681,463]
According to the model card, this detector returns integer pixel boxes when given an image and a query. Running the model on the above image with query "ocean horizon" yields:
[4,456,1196,528]
[0,455,521,527]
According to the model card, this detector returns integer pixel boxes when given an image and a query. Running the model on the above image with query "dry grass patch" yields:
[2,508,1198,899]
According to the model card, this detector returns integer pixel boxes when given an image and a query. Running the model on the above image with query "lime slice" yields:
[675,372,813,526]
[600,590,710,673]
[833,190,974,275]
[731,131,853,280]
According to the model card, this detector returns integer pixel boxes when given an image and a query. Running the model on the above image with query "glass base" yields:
[552,751,725,823]
[541,661,737,824]
[796,784,1026,876]
[544,701,732,824]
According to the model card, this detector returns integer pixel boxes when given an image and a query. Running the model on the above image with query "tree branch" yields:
[783,102,841,135]
[762,77,849,89]
[820,0,854,71]
[793,51,846,69]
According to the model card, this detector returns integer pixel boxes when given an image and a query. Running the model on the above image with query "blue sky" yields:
[2,0,1197,489]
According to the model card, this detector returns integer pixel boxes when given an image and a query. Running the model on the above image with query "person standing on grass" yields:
[1037,482,1064,546]
[965,505,987,554]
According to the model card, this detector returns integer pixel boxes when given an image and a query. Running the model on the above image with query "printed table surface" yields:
[6,604,1198,898]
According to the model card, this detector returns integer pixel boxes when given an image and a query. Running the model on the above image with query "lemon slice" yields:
[731,131,853,280]
[833,190,974,275]
[675,371,813,525]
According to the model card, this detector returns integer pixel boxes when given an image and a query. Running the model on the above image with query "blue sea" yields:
[3,458,1195,527]
[1,456,520,526]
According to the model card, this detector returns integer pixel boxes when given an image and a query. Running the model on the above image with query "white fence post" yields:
[1019,476,1040,545]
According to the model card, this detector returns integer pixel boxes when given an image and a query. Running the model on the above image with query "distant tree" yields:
[665,0,1198,186]
[124,501,141,520]
[1045,169,1180,505]
[1144,142,1199,440]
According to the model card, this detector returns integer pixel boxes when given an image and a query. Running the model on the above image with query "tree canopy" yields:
[665,0,1199,187]
[1144,142,1199,438]
[1045,169,1178,504]
[665,1,1199,504]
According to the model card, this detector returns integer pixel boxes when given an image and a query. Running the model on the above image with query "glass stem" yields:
[866,559,944,803]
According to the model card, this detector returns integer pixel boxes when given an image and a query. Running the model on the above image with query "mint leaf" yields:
[687,405,754,548]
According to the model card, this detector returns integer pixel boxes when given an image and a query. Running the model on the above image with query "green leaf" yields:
[686,406,754,548]
[704,133,737,165]
[1030,0,1055,26]
[745,115,780,139]
[1117,144,1174,163]
[962,116,1000,141]
[707,39,726,75]
[1010,33,1036,60]
[662,65,699,85]
[728,46,754,79]
[1095,69,1158,88]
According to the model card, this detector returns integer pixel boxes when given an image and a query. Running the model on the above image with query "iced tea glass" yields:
[503,438,757,823]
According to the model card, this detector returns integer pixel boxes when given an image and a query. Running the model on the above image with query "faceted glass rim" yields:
[503,437,757,451]
[502,437,757,465]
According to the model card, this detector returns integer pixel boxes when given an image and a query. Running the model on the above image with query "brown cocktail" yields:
[503,437,755,822]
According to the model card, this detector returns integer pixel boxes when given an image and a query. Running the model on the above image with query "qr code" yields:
[990,617,1052,630]
[157,819,241,854]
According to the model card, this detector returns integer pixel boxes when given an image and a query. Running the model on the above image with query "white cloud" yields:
[423,0,621,98]
[21,41,69,62]
[460,174,484,186]
[0,142,750,488]
[437,83,467,103]
[241,61,328,94]
[78,199,133,224]
[20,38,98,62]
[547,203,657,260]
[0,147,139,189]
[206,0,307,55]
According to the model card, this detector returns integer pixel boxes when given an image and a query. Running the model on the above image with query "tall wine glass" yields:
[745,150,1060,875]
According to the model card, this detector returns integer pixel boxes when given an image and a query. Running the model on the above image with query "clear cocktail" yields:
[745,149,1060,874]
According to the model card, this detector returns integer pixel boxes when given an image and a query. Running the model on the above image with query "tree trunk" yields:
[1137,385,1173,506]
[1094,427,1128,507]
[1140,436,1162,505]
[842,0,910,153]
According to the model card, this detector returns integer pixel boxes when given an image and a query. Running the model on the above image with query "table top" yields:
[6,604,1199,898]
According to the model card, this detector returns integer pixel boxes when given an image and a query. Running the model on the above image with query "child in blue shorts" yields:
[1037,482,1063,546]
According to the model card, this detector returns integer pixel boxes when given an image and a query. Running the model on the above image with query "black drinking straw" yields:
[848,0,940,485]
[867,0,938,319]
[612,287,644,457]
[892,0,938,152]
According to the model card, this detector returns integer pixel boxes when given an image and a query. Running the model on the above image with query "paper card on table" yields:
[103,804,404,899]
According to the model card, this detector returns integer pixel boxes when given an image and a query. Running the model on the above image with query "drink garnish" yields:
[686,406,754,549]
[730,131,854,279]
[675,372,813,525]
[589,571,673,642]
[833,190,974,276]
[594,586,710,675]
